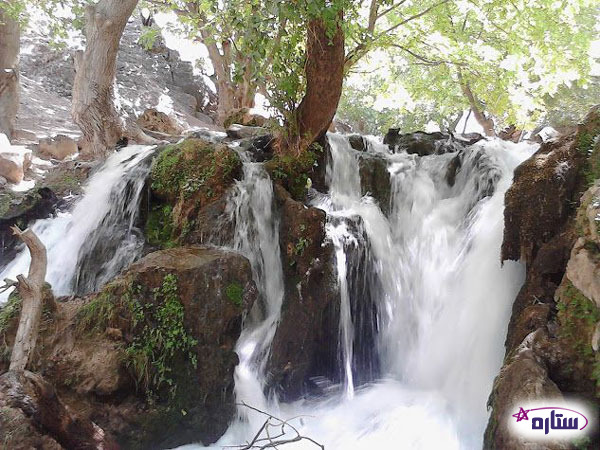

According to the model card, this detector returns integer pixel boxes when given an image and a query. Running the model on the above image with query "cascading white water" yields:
[187,133,537,450]
[0,145,155,303]
[222,157,286,435]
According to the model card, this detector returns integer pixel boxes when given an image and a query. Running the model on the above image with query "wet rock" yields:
[137,108,183,136]
[0,370,118,449]
[223,107,267,129]
[0,154,23,184]
[484,333,567,450]
[99,246,257,448]
[498,125,523,143]
[38,134,78,160]
[486,107,600,448]
[267,186,340,401]
[445,152,462,186]
[237,133,275,162]
[0,187,60,268]
[383,130,462,156]
[348,134,367,152]
[502,134,584,264]
[456,132,485,146]
[145,138,242,247]
[329,119,352,133]
[226,124,268,140]
[358,153,391,215]
[1,246,258,448]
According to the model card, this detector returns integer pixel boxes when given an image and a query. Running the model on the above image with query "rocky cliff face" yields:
[485,107,600,449]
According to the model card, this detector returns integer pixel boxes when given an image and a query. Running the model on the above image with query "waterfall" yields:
[192,133,537,449]
[222,158,286,435]
[0,145,155,303]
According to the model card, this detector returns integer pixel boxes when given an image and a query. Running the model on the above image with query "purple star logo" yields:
[512,407,530,422]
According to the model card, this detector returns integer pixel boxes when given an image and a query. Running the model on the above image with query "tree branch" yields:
[379,0,450,36]
[227,402,324,450]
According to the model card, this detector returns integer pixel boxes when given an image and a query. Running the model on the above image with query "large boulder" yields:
[266,186,340,401]
[92,246,258,448]
[0,154,23,184]
[383,130,466,156]
[144,138,242,248]
[223,107,267,129]
[358,153,391,215]
[0,246,258,448]
[226,124,268,140]
[137,108,183,136]
[0,187,60,268]
[38,134,78,160]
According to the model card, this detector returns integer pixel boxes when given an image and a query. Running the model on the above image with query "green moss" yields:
[265,146,320,200]
[151,138,241,201]
[557,281,600,384]
[0,291,21,335]
[578,127,600,188]
[76,275,198,401]
[225,282,243,307]
[145,204,176,248]
[0,291,22,364]
[124,274,197,399]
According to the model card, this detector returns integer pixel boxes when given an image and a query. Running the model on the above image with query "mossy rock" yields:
[264,146,320,200]
[555,279,600,396]
[151,138,242,203]
[146,138,242,247]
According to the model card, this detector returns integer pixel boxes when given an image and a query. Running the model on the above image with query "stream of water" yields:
[0,144,155,302]
[0,134,537,449]
[189,134,537,449]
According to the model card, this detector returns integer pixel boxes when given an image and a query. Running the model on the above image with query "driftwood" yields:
[8,225,47,372]
[228,402,324,450]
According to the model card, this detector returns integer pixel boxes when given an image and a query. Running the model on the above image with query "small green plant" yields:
[264,149,319,200]
[226,282,244,307]
[145,205,176,248]
[294,236,310,256]
[125,274,198,400]
[138,27,161,51]
[557,281,600,363]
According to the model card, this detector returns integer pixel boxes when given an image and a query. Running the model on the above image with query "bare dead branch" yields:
[226,402,324,450]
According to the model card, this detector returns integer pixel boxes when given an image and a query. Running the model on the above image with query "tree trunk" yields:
[282,11,345,155]
[0,7,19,140]
[9,226,47,372]
[459,77,496,137]
[72,0,138,159]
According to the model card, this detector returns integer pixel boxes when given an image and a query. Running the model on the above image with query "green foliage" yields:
[76,275,198,400]
[76,291,117,333]
[557,281,600,359]
[294,236,310,256]
[138,26,161,51]
[125,274,198,399]
[265,147,319,199]
[145,204,176,248]
[343,0,599,132]
[0,0,27,24]
[0,291,21,340]
[577,118,600,188]
[225,282,243,307]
